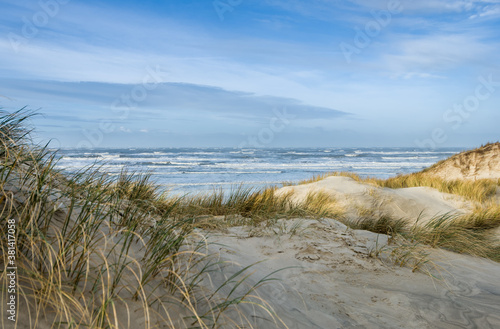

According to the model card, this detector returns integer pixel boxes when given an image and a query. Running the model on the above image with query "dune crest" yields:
[277,176,470,225]
[425,142,500,181]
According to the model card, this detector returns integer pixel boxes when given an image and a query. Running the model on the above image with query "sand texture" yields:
[205,218,500,329]
[425,142,500,181]
[277,176,470,225]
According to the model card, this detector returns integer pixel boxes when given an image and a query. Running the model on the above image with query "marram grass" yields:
[0,110,295,328]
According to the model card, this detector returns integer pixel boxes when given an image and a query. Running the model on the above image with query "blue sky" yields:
[1,0,499,148]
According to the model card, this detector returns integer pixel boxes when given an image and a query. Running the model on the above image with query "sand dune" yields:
[201,147,500,328]
[425,142,500,181]
[206,218,500,328]
[277,176,470,225]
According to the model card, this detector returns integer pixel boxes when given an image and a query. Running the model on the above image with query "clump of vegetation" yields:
[376,172,499,203]
[348,211,500,263]
[171,187,337,224]
[0,110,293,328]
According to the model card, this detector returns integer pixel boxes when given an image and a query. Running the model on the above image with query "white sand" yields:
[204,218,500,328]
[426,142,500,181]
[201,175,499,328]
[277,176,470,225]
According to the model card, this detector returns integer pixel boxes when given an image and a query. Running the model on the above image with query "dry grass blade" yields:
[0,109,288,328]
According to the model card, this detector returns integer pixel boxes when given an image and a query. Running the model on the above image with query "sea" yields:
[54,147,463,195]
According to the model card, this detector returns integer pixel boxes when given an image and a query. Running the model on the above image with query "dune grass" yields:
[346,205,500,263]
[169,187,343,229]
[411,214,500,261]
[0,110,295,328]
[376,172,499,203]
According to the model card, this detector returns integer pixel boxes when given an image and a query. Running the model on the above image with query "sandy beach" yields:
[205,218,500,328]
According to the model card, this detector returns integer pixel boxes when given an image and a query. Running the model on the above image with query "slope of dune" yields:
[424,142,500,181]
[277,176,471,225]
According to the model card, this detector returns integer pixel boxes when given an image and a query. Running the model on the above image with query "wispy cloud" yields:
[1,0,499,147]
[1,79,349,123]
[381,33,496,78]
[349,0,497,13]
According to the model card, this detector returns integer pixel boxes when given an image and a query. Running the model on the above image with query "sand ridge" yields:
[277,176,471,225]
[425,142,500,181]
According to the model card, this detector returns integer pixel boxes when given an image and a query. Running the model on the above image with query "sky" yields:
[0,0,499,149]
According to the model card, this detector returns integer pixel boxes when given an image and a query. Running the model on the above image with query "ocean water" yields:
[54,147,462,195]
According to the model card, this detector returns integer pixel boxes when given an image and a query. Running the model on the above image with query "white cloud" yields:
[350,0,489,13]
[469,4,500,18]
[381,33,496,78]
[268,0,500,23]
[119,126,131,133]
[398,72,447,80]
[0,30,351,111]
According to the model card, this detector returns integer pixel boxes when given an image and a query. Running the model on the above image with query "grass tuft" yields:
[0,109,289,328]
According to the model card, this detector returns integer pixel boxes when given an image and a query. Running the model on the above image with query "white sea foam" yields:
[55,147,458,194]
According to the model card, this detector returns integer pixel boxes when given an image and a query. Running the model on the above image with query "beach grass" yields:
[346,204,500,262]
[151,186,344,230]
[377,173,499,203]
[0,110,290,328]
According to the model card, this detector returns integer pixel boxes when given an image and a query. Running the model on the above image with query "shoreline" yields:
[54,146,464,196]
